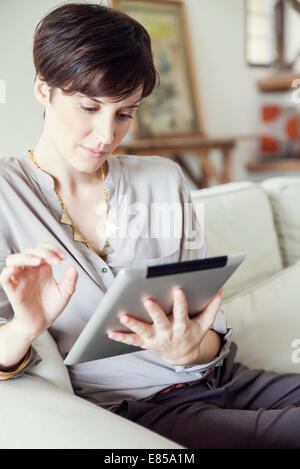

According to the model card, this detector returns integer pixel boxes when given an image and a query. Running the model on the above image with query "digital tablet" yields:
[64,253,246,365]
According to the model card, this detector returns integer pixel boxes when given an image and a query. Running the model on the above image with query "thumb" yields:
[193,293,223,332]
[58,266,78,298]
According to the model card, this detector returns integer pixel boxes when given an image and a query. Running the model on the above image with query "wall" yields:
[0,0,102,160]
[182,0,300,184]
[0,0,299,184]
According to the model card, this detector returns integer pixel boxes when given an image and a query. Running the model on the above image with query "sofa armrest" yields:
[0,373,182,449]
[0,331,183,448]
[27,330,73,394]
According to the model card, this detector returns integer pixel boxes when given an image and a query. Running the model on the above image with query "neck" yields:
[33,131,108,197]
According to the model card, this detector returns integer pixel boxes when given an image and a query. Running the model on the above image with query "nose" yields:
[94,116,114,146]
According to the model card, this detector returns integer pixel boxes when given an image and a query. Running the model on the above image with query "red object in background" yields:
[259,104,300,157]
[261,135,279,153]
[262,105,280,122]
[286,117,298,140]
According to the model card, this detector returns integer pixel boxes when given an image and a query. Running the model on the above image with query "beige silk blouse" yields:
[0,151,232,410]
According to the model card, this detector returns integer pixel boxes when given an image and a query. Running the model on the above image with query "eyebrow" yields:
[89,97,140,109]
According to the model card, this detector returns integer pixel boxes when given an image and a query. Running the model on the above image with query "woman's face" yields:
[36,78,142,172]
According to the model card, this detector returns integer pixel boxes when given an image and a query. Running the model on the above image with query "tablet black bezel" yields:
[146,255,228,278]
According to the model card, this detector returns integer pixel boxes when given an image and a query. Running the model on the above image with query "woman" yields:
[0,3,300,449]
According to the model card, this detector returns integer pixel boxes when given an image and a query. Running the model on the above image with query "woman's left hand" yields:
[107,287,223,366]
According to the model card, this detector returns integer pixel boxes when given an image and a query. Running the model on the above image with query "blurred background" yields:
[0,0,299,189]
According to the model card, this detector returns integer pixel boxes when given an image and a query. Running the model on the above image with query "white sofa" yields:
[1,176,300,449]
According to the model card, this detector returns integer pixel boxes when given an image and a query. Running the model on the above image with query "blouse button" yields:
[102,267,107,273]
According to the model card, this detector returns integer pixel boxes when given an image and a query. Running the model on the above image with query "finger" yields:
[212,286,224,300]
[119,314,154,339]
[8,265,22,284]
[22,247,64,266]
[57,266,78,298]
[0,265,27,292]
[107,330,143,347]
[0,265,19,287]
[192,293,223,331]
[37,242,66,259]
[143,299,170,329]
[6,253,43,268]
[172,288,189,326]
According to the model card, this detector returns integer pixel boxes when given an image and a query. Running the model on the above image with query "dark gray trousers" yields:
[114,342,300,449]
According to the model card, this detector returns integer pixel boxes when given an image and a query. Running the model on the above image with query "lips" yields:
[82,146,106,158]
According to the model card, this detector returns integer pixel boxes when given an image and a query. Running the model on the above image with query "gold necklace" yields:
[28,149,110,256]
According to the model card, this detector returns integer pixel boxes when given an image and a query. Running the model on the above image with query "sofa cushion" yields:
[262,177,300,268]
[191,181,282,299]
[222,260,300,374]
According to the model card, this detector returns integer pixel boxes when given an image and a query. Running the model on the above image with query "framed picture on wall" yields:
[111,0,204,138]
[244,0,286,68]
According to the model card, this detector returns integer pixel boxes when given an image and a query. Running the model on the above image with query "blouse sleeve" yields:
[0,233,41,380]
[177,165,206,263]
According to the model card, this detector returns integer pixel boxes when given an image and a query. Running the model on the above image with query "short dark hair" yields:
[33,2,159,103]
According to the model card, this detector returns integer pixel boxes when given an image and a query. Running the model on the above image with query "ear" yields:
[34,74,51,106]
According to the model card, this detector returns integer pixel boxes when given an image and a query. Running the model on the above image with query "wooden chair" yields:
[114,135,236,189]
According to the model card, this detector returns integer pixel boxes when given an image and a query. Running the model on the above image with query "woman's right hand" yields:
[0,241,78,340]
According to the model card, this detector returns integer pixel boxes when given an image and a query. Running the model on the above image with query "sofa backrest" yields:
[191,181,283,299]
[262,177,300,268]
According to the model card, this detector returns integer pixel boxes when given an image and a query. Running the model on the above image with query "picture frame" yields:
[111,0,204,138]
[244,0,283,68]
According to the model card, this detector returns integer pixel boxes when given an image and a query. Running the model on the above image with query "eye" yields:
[118,114,134,120]
[80,105,98,113]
